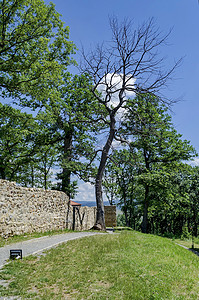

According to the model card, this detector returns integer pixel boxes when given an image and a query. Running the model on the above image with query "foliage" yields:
[0,0,75,103]
[104,148,143,229]
[37,73,106,197]
[105,94,197,234]
[0,102,59,188]
[0,72,106,195]
[116,214,126,227]
[0,103,38,181]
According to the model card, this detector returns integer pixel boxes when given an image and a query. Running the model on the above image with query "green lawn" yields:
[0,231,199,299]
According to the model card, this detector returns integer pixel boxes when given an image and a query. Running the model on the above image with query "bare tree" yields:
[81,17,181,231]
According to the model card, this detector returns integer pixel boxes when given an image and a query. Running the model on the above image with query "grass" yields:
[0,228,73,248]
[1,231,199,299]
[114,226,133,231]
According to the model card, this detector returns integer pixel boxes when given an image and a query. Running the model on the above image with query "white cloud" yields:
[111,139,122,149]
[97,73,135,119]
[188,158,199,167]
[74,180,108,204]
[74,181,95,202]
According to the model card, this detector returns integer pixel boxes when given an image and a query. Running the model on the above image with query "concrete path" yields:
[0,231,105,269]
[176,243,199,257]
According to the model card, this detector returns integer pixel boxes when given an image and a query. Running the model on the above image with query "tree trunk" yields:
[192,207,198,237]
[129,193,134,228]
[142,184,149,233]
[62,128,73,198]
[0,166,6,179]
[31,165,34,187]
[44,159,47,190]
[94,115,116,230]
[142,150,150,233]
[123,192,129,227]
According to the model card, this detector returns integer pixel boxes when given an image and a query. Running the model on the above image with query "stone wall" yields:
[104,206,117,227]
[66,205,97,231]
[0,179,117,237]
[67,205,117,230]
[0,179,69,238]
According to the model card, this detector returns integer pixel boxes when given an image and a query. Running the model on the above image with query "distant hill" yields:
[76,201,110,207]
[74,201,121,216]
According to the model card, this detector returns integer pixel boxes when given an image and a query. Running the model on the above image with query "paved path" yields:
[0,231,105,269]
[176,243,199,257]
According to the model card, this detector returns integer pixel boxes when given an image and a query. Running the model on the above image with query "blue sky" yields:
[44,0,199,202]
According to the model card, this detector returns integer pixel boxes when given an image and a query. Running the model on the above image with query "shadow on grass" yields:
[188,247,199,257]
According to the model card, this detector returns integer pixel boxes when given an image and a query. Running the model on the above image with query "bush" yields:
[117,213,126,226]
[180,225,191,240]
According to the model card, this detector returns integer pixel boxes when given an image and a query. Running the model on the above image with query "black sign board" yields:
[10,249,22,260]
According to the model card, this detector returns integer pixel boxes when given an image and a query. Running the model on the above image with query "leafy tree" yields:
[0,103,40,181]
[122,94,196,233]
[0,102,59,188]
[142,163,197,237]
[186,166,199,236]
[0,0,75,103]
[105,94,196,235]
[19,145,58,189]
[103,167,118,206]
[38,73,105,198]
[104,149,142,229]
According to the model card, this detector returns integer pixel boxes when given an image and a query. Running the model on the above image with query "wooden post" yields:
[72,206,76,231]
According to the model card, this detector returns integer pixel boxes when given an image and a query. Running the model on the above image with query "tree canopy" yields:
[0,0,75,103]
[105,94,196,234]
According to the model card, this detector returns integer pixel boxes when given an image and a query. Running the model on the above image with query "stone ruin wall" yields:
[66,205,97,231]
[104,206,117,227]
[0,179,117,238]
[0,179,70,238]
[66,205,117,231]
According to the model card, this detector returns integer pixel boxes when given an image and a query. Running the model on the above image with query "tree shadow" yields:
[188,248,199,257]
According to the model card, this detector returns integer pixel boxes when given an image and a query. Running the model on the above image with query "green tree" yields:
[38,73,105,198]
[186,166,199,237]
[0,103,40,181]
[19,145,58,189]
[104,149,142,229]
[0,102,59,188]
[122,94,196,233]
[0,0,75,102]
